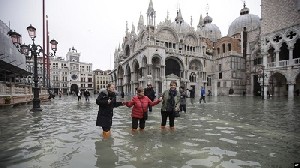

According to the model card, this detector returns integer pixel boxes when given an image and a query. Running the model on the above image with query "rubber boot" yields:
[102,131,110,139]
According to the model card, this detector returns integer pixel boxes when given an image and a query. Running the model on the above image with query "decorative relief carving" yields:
[185,35,196,46]
[157,29,176,42]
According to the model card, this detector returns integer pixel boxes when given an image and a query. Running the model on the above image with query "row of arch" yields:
[155,27,199,45]
[123,27,201,59]
[116,56,204,78]
[112,56,205,92]
[263,28,299,47]
[258,71,300,97]
[266,39,300,62]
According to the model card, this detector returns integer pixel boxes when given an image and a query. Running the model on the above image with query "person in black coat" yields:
[96,84,123,138]
[144,83,156,112]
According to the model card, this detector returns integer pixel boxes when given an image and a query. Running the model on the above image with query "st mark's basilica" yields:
[111,0,300,98]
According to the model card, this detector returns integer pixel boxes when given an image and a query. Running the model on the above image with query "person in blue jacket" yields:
[199,86,206,103]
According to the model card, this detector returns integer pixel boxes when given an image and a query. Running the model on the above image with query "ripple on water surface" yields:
[0,96,299,168]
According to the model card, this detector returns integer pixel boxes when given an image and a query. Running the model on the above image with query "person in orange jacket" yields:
[124,87,162,131]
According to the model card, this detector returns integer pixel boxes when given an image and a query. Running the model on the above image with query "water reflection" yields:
[0,96,299,168]
[95,139,117,168]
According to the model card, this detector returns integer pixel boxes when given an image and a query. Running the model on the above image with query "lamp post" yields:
[47,39,58,88]
[258,65,267,99]
[8,25,57,111]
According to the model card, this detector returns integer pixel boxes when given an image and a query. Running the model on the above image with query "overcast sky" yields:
[0,0,261,71]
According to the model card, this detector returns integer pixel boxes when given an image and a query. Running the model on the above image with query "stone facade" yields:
[50,47,93,94]
[93,69,111,94]
[111,0,300,98]
[259,0,300,99]
[261,0,300,35]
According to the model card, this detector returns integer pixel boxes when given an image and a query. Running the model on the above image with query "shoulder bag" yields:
[139,99,148,120]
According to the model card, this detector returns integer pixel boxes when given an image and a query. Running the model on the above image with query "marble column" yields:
[263,52,268,67]
[275,49,279,67]
[263,85,268,100]
[289,47,294,66]
[288,82,295,99]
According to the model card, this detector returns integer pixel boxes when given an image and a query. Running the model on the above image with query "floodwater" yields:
[0,95,299,168]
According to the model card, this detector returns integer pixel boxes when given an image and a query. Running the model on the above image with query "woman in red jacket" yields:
[125,87,162,131]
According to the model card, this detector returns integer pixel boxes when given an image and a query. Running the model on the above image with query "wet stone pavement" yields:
[0,95,300,168]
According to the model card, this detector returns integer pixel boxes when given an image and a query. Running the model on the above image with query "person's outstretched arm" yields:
[125,97,135,108]
[147,96,161,107]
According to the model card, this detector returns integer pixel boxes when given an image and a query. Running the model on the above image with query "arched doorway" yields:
[269,72,287,97]
[70,84,79,95]
[165,57,182,77]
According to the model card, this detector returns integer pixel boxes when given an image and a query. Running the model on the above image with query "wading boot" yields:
[102,131,110,139]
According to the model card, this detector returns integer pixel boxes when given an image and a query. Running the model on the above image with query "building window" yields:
[88,84,92,87]
[219,72,222,79]
[189,72,196,82]
[207,76,211,86]
[217,82,220,87]
[222,44,225,53]
[88,78,92,82]
[218,64,222,71]
[228,43,231,51]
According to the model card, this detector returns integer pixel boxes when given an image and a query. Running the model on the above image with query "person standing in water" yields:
[96,84,124,139]
[179,86,187,113]
[199,86,206,103]
[160,81,180,130]
[125,87,161,132]
[144,83,156,112]
[78,90,82,101]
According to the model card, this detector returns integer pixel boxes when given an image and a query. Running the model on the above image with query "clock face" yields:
[71,74,78,80]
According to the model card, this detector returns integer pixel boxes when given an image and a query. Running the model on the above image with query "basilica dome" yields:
[228,5,260,37]
[171,21,191,33]
[170,9,193,33]
[197,14,222,42]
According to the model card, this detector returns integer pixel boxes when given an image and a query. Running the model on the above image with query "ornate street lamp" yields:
[7,30,22,46]
[8,25,58,112]
[50,39,58,54]
[257,65,268,99]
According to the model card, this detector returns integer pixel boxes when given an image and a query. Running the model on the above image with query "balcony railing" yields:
[294,58,300,65]
[279,60,289,67]
[267,62,275,68]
